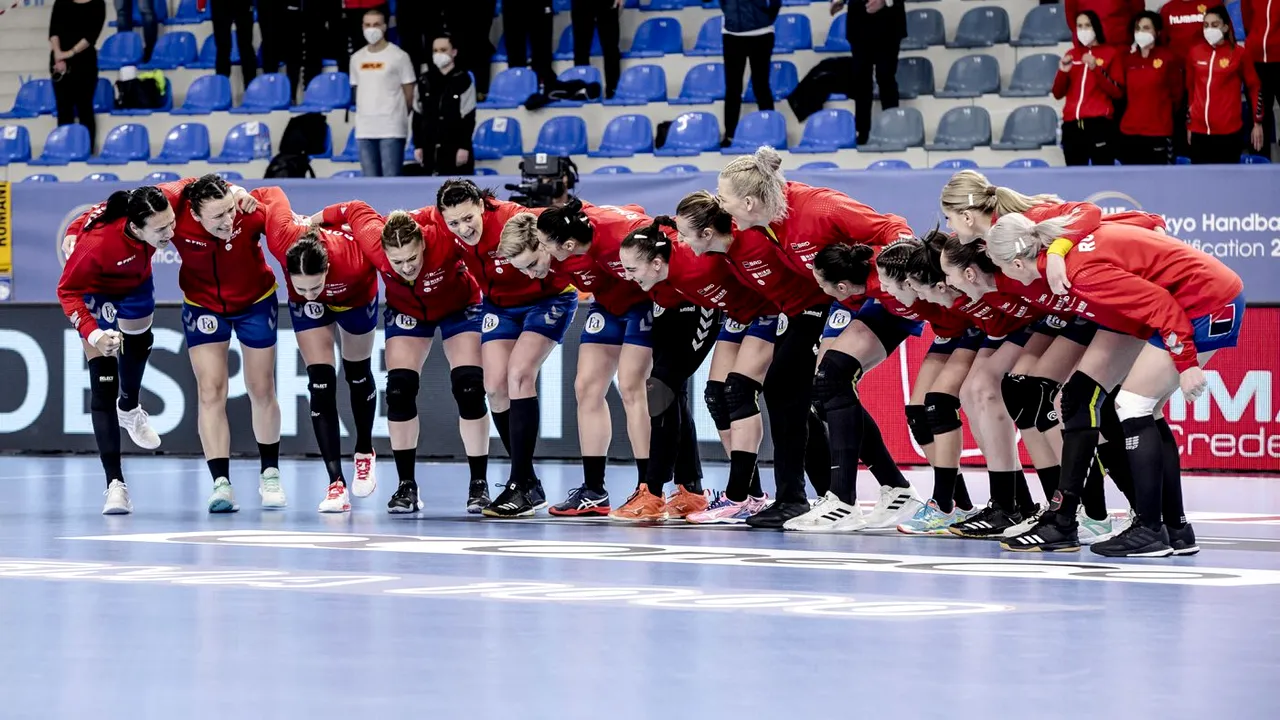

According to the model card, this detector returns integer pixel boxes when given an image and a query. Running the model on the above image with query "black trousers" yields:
[645,304,719,493]
[503,0,555,88]
[52,64,98,153]
[212,0,258,81]
[1061,117,1115,166]
[850,32,900,143]
[451,3,497,96]
[762,306,828,502]
[1118,133,1171,165]
[1190,132,1243,164]
[424,145,475,176]
[1258,62,1280,152]
[570,0,622,95]
[723,32,774,140]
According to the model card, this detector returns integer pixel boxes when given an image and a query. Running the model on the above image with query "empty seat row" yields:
[0,121,277,166]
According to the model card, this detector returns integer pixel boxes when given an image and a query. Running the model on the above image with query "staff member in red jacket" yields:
[1187,6,1266,163]
[1160,0,1207,58]
[1243,0,1280,153]
[1120,11,1183,164]
[1054,11,1125,166]
[1066,0,1144,49]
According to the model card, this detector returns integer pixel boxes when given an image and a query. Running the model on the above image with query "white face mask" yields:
[1203,27,1224,46]
[1077,28,1096,47]
[363,27,384,46]
[1134,31,1155,48]
[433,52,453,70]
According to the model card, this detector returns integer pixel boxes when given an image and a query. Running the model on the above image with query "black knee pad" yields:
[386,368,421,422]
[1029,375,1063,432]
[905,404,934,446]
[704,380,731,431]
[449,365,487,420]
[724,372,763,422]
[1098,389,1124,444]
[306,364,338,415]
[812,350,861,412]
[924,391,963,435]
[342,356,374,384]
[121,327,154,360]
[1060,372,1108,431]
[647,376,676,417]
[1000,373,1037,430]
[88,356,119,412]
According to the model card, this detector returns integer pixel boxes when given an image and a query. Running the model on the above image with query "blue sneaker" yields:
[549,485,611,517]
[897,499,966,535]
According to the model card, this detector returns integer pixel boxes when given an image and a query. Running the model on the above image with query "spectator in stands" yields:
[211,0,258,83]
[49,0,106,154]
[1065,0,1143,49]
[113,0,157,64]
[343,0,388,61]
[1186,6,1265,163]
[572,0,623,99]
[1159,0,1205,161]
[503,0,556,89]
[831,0,905,146]
[1053,10,1123,165]
[1118,11,1180,164]
[720,0,780,146]
[350,7,417,177]
[413,3,497,101]
[1243,0,1280,156]
[413,34,477,176]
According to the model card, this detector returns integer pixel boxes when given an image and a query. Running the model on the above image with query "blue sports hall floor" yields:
[1,456,1277,719]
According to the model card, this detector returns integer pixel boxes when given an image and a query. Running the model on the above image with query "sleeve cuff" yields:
[1047,238,1075,257]
[87,328,105,347]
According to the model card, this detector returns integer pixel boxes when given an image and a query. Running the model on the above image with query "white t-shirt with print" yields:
[349,43,416,139]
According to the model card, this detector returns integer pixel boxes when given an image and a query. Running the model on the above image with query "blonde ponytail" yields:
[939,169,1063,216]
[498,212,539,259]
[984,213,1079,265]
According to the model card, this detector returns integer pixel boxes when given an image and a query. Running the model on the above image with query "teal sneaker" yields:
[898,499,964,535]
[208,477,239,514]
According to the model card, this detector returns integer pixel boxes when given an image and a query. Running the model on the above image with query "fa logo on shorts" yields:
[395,314,417,330]
[775,314,789,336]
[197,315,219,335]
[724,319,746,333]
[100,302,117,324]
[933,336,948,345]
[585,312,606,334]
[652,303,665,318]
[482,313,500,333]
[304,302,325,320]
[1046,315,1067,329]
[829,309,852,330]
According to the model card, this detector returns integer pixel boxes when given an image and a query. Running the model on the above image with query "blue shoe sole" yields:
[208,499,237,513]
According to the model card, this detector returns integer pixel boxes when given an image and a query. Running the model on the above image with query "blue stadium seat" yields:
[334,129,360,162]
[1001,54,1059,97]
[934,158,979,169]
[331,169,363,178]
[22,174,60,182]
[141,31,197,70]
[111,0,167,26]
[83,172,122,182]
[231,74,292,114]
[1004,158,1050,168]
[594,165,634,174]
[1012,4,1071,46]
[901,9,945,50]
[660,164,701,173]
[29,124,93,165]
[936,54,1000,98]
[867,159,912,170]
[670,63,725,104]
[535,116,588,155]
[896,56,935,98]
[772,14,813,53]
[474,167,499,175]
[948,6,1011,48]
[167,0,212,25]
[93,78,115,113]
[294,72,351,112]
[744,61,799,101]
[723,110,788,153]
[792,109,856,153]
[991,105,1058,150]
[1242,154,1271,164]
[142,171,183,182]
[638,0,683,9]
[547,66,604,107]
[1229,1,1247,39]
[0,79,57,119]
[654,111,720,156]
[473,117,524,159]
[99,32,144,70]
[816,14,850,53]
[604,65,667,105]
[686,16,724,56]
[492,34,531,63]
[625,17,683,57]
[798,161,841,170]
[480,68,539,109]
[87,123,150,164]
[214,170,244,181]
[110,81,174,116]
[172,74,233,115]
[209,122,273,163]
[925,106,992,150]
[554,26,602,60]
[149,123,211,164]
[858,107,925,152]
[590,114,654,157]
[0,125,32,165]
[189,32,239,70]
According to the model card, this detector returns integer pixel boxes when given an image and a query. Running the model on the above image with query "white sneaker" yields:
[102,479,132,515]
[783,492,867,532]
[861,485,924,530]
[318,481,351,513]
[208,477,238,513]
[1077,506,1114,545]
[1003,504,1047,539]
[117,404,161,450]
[1093,507,1133,543]
[351,452,377,498]
[259,468,287,509]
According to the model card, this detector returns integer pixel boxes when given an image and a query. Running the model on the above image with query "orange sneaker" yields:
[609,484,665,522]
[662,485,710,520]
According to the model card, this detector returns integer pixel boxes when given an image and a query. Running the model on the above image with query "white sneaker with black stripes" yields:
[860,485,924,531]
[783,492,866,533]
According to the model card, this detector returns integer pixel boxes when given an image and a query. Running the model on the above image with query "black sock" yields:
[1014,470,1037,515]
[258,442,280,473]
[804,409,831,496]
[748,464,763,497]
[492,409,513,455]
[308,365,344,484]
[1121,415,1164,530]
[88,356,123,484]
[646,396,681,496]
[827,400,864,505]
[468,454,488,483]
[1082,455,1108,520]
[583,455,607,493]
[1096,442,1136,507]
[861,411,908,488]
[116,328,152,412]
[342,358,376,455]
[1060,427,1102,501]
[207,457,230,482]
[635,457,649,487]
[989,470,1017,511]
[726,451,757,502]
[1037,465,1061,501]
[674,390,702,493]
[393,448,417,483]
[931,467,959,513]
[1155,418,1186,527]
[508,397,540,489]
[954,473,974,511]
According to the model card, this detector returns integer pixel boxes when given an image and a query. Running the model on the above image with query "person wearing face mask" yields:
[342,0,389,59]
[1118,11,1182,164]
[1186,5,1266,163]
[1053,11,1125,166]
[412,34,477,176]
[1065,0,1144,49]
[1243,0,1280,156]
[349,8,418,177]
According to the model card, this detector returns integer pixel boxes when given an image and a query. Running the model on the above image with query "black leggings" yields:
[1061,117,1115,166]
[1190,132,1243,164]
[570,0,622,95]
[763,305,828,502]
[1118,133,1171,165]
[52,66,97,153]
[723,32,774,141]
[645,304,719,495]
[211,0,258,81]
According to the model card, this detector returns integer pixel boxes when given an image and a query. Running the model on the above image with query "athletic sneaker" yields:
[949,504,1023,539]
[351,452,377,498]
[1002,504,1047,539]
[259,468,287,509]
[1167,523,1200,556]
[609,485,665,522]
[387,480,423,514]
[746,500,813,529]
[117,404,161,450]
[1000,514,1080,552]
[102,479,132,515]
[318,481,351,513]
[784,492,866,532]
[529,482,548,511]
[549,485,611,517]
[466,480,490,514]
[1095,508,1134,543]
[897,500,968,535]
[1076,506,1114,546]
[208,477,238,513]
[661,485,711,520]
[1090,522,1173,558]
[862,485,924,530]
[483,481,535,518]
[687,493,768,525]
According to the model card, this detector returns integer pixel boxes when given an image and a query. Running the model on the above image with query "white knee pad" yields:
[1114,389,1160,422]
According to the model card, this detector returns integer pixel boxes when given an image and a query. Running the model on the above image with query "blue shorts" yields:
[84,275,156,330]
[822,300,924,353]
[1148,292,1246,354]
[290,296,379,335]
[928,328,983,355]
[580,301,654,347]
[384,303,482,341]
[717,314,779,344]
[982,328,1034,351]
[479,292,578,344]
[182,291,279,349]
[1032,315,1098,346]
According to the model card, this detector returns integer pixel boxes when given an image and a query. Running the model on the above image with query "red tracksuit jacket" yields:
[1053,45,1125,121]
[1243,0,1280,63]
[1160,0,1208,59]
[765,181,914,279]
[662,241,777,323]
[722,226,829,316]
[1186,41,1265,135]
[261,188,378,308]
[1120,46,1183,137]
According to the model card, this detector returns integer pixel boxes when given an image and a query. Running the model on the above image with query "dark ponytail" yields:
[813,243,875,286]
[873,239,922,284]
[436,179,498,213]
[621,217,675,263]
[941,235,999,275]
[904,228,949,286]
[182,173,232,216]
[285,231,330,276]
[84,186,171,234]
[536,196,593,246]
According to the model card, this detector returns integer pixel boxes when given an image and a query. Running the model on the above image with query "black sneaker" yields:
[948,503,1023,539]
[1167,523,1199,556]
[528,481,548,511]
[746,500,812,529]
[548,485,611,517]
[466,479,490,514]
[387,480,422,514]
[1000,514,1080,552]
[1090,522,1173,558]
[482,481,535,518]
